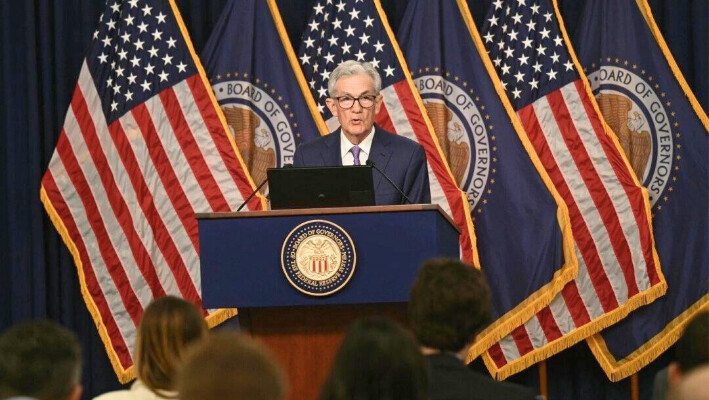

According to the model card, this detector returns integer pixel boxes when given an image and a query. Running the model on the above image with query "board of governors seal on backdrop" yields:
[212,77,300,190]
[587,64,680,208]
[281,220,356,296]
[413,73,495,211]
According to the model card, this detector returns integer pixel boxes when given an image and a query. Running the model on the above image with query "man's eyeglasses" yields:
[333,94,378,109]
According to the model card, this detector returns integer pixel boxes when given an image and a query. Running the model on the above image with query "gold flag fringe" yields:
[483,282,667,381]
[168,0,267,210]
[475,0,668,381]
[374,0,480,267]
[41,187,135,383]
[267,0,330,135]
[584,0,707,382]
[589,295,709,382]
[457,0,579,361]
[38,0,264,382]
[42,185,240,384]
[634,0,709,130]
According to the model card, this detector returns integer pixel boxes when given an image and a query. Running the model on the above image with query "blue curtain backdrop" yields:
[0,1,705,398]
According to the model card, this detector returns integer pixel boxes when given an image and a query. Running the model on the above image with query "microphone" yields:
[236,164,291,212]
[366,160,413,204]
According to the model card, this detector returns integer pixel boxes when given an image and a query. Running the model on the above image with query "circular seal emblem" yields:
[588,65,678,207]
[211,77,301,190]
[281,220,356,296]
[413,73,496,212]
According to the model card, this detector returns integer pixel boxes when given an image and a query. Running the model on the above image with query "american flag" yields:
[479,0,665,379]
[397,0,577,361]
[298,0,478,264]
[578,0,708,381]
[40,0,262,382]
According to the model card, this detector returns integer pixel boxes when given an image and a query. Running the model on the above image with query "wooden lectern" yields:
[197,204,459,400]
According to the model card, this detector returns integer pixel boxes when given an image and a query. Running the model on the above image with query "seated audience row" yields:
[5,258,617,400]
[318,258,538,400]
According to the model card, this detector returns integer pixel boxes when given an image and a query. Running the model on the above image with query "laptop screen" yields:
[267,166,375,210]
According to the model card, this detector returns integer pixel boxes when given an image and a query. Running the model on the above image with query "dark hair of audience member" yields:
[674,311,709,374]
[319,317,428,400]
[667,365,709,400]
[408,257,492,352]
[135,295,208,397]
[177,331,287,400]
[0,320,82,400]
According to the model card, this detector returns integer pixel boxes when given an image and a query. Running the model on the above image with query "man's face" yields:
[326,74,382,144]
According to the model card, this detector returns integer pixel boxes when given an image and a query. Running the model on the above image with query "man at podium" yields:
[293,60,430,205]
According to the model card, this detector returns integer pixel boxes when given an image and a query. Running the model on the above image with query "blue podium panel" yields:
[197,205,459,308]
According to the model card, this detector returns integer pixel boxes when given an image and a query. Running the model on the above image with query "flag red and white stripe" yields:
[299,0,478,264]
[40,0,263,382]
[479,0,664,379]
[484,81,663,377]
[379,80,477,264]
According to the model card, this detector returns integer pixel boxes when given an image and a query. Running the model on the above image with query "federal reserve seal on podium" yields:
[281,220,356,296]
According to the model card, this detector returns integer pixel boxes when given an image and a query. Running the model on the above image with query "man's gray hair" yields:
[327,60,382,97]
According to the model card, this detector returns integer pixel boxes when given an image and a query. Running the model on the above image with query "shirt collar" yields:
[340,126,375,160]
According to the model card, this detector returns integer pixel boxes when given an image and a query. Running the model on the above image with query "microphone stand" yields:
[236,177,268,212]
[366,160,413,204]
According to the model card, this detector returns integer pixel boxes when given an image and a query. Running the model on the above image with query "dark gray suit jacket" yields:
[427,353,538,400]
[292,126,430,205]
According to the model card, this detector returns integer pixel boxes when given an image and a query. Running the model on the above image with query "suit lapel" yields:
[368,128,393,192]
[320,130,342,166]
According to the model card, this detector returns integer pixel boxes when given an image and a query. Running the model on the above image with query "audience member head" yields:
[177,331,286,400]
[0,320,82,400]
[667,365,709,400]
[319,317,428,400]
[134,295,208,396]
[408,257,492,355]
[668,311,709,387]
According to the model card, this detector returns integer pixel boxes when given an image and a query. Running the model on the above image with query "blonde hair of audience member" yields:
[135,296,208,397]
[177,331,287,400]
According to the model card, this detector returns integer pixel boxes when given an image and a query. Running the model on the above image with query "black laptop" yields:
[267,165,375,210]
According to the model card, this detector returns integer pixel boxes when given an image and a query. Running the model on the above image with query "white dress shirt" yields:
[340,127,375,166]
